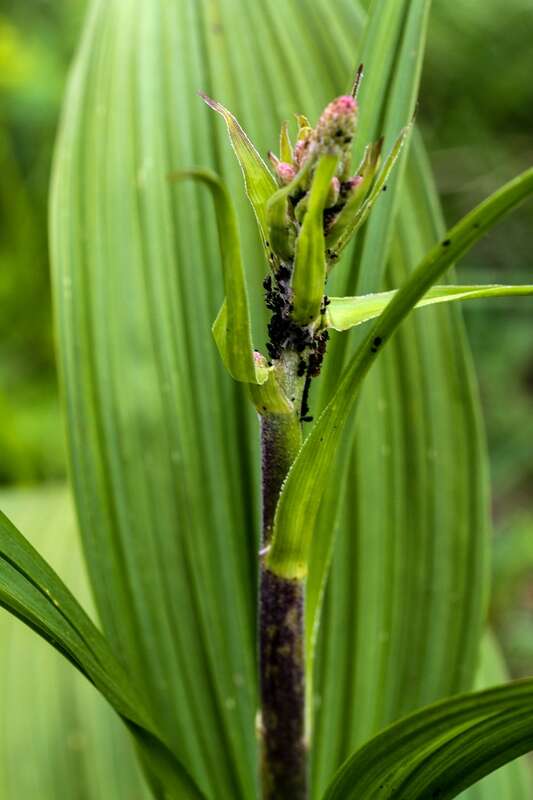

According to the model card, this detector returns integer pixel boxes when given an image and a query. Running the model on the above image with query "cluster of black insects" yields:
[263,261,330,422]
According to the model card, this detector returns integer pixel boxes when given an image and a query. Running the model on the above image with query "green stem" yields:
[258,355,307,799]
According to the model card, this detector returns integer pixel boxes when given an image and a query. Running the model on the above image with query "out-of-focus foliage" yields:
[0,0,85,482]
[419,0,533,681]
[421,0,533,501]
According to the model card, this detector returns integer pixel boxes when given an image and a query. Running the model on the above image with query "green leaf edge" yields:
[326,284,533,331]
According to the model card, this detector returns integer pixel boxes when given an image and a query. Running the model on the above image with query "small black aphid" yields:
[442,239,451,247]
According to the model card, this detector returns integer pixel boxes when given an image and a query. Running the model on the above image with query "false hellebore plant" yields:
[175,73,533,799]
[2,54,533,800]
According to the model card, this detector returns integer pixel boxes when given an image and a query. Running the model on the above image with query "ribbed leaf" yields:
[0,503,201,798]
[326,284,533,331]
[0,486,151,800]
[322,678,533,800]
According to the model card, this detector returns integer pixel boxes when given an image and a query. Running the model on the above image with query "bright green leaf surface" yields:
[326,284,533,331]
[322,677,533,800]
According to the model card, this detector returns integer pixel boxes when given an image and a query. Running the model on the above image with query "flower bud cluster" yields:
[270,96,362,217]
[308,95,357,175]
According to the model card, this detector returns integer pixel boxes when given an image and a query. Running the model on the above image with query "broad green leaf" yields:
[292,154,338,325]
[0,504,202,799]
[322,678,533,800]
[173,169,268,384]
[268,168,533,578]
[326,284,533,331]
[0,485,151,800]
[200,92,277,256]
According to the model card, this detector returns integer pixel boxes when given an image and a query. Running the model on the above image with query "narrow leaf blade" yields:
[326,284,533,331]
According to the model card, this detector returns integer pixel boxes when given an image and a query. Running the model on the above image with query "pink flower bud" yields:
[314,95,358,154]
[275,162,297,185]
[307,95,358,180]
[293,133,312,168]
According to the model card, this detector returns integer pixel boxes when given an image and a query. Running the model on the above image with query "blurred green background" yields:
[0,0,531,678]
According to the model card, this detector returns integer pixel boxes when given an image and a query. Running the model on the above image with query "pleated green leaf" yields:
[326,284,533,331]
[173,169,268,384]
[0,486,151,800]
[0,504,202,799]
[322,678,533,800]
[292,154,339,325]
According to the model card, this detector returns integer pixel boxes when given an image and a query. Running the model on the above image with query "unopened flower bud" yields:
[275,162,297,185]
[293,129,312,168]
[311,95,357,177]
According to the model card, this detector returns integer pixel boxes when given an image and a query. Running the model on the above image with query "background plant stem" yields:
[259,355,307,799]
